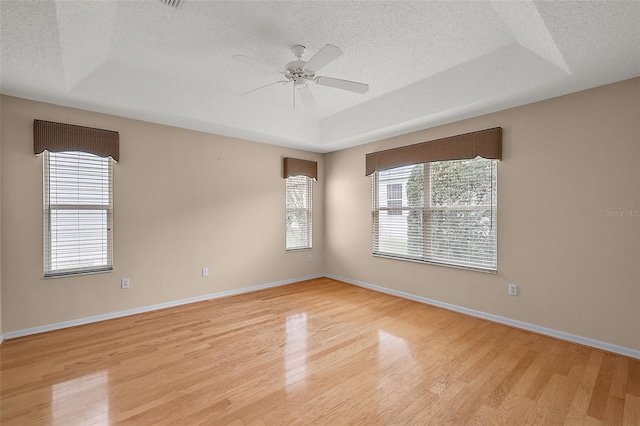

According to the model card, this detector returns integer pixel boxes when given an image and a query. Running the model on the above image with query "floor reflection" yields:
[52,370,109,425]
[378,330,411,366]
[377,330,418,414]
[285,312,308,392]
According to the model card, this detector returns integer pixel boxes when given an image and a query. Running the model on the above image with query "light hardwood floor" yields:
[1,277,639,425]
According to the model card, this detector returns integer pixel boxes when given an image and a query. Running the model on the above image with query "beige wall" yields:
[325,78,640,351]
[0,95,324,333]
[0,96,3,337]
[1,79,638,352]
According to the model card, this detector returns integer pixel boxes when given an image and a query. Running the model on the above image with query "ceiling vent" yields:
[159,0,183,9]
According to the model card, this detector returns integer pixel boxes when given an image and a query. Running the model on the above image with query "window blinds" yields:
[286,175,313,250]
[372,158,497,271]
[44,151,113,277]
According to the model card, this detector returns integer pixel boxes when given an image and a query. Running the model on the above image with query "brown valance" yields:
[34,119,120,162]
[283,157,318,180]
[365,127,502,176]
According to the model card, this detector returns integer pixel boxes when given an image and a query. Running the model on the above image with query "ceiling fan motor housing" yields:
[284,60,316,82]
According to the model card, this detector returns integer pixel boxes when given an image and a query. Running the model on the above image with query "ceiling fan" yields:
[233,44,369,110]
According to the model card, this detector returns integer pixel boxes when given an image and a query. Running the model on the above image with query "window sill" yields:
[372,253,497,274]
[44,268,113,279]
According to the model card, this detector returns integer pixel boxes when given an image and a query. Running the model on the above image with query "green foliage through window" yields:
[372,158,497,271]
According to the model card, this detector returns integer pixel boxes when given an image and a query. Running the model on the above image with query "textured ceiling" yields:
[1,1,639,153]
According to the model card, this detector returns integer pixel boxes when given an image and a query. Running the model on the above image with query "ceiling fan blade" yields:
[299,85,317,112]
[233,55,285,74]
[315,76,369,94]
[304,44,342,72]
[241,80,289,96]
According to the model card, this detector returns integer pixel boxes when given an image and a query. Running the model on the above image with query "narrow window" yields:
[44,151,114,277]
[286,175,313,250]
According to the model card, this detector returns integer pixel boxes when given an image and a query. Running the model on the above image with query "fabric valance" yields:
[34,119,120,162]
[283,157,317,180]
[365,127,502,176]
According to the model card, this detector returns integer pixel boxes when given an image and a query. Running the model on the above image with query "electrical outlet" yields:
[509,284,518,296]
[202,267,209,277]
[307,254,312,262]
[121,278,130,289]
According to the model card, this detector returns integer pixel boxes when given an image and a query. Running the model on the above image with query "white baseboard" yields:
[3,274,323,340]
[326,274,640,360]
[4,273,638,360]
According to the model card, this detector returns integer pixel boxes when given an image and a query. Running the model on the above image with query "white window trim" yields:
[285,175,313,251]
[43,151,114,278]
[372,159,497,272]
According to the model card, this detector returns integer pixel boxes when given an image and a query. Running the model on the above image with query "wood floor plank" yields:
[535,372,566,424]
[610,355,630,399]
[604,395,626,426]
[623,393,640,426]
[543,362,589,425]
[588,353,617,420]
[486,349,538,409]
[628,360,640,397]
[526,343,567,401]
[1,277,638,425]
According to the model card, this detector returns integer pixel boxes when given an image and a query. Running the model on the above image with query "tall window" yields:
[286,175,313,250]
[372,158,497,271]
[44,151,113,277]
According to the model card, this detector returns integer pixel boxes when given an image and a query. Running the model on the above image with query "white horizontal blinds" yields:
[44,151,113,277]
[427,159,497,270]
[286,175,312,250]
[372,158,497,271]
[372,165,421,257]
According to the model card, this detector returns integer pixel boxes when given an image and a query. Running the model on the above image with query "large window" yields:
[44,151,114,277]
[372,158,497,271]
[286,175,313,250]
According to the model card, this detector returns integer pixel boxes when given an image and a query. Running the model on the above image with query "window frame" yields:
[285,175,313,251]
[386,183,403,216]
[43,150,114,278]
[372,158,497,272]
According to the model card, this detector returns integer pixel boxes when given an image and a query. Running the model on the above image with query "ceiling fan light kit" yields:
[234,43,369,110]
